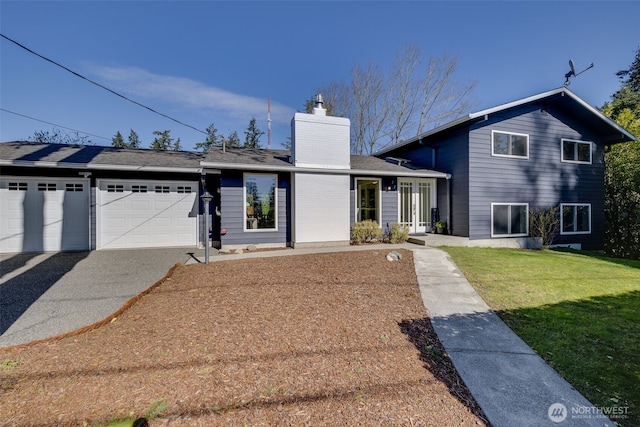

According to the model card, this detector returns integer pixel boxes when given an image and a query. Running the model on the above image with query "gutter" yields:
[0,159,210,174]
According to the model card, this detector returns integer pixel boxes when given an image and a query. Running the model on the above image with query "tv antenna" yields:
[564,59,594,86]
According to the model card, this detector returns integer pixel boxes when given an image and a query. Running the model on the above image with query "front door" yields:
[399,179,434,234]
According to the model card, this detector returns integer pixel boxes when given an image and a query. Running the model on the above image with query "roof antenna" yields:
[564,59,594,86]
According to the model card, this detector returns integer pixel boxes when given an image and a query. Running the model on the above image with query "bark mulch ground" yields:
[0,249,488,426]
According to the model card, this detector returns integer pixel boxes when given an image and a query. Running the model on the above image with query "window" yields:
[561,203,591,234]
[244,174,277,231]
[65,183,84,192]
[8,182,27,191]
[177,186,192,194]
[155,185,170,193]
[107,184,124,193]
[38,183,57,191]
[132,185,148,193]
[356,178,380,223]
[492,203,528,237]
[492,131,529,158]
[561,139,592,164]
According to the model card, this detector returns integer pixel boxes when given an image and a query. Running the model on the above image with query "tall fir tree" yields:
[195,123,219,152]
[244,117,264,148]
[128,129,141,149]
[150,130,174,150]
[112,131,126,148]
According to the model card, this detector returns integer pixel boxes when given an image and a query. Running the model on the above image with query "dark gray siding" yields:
[380,132,469,236]
[220,171,290,246]
[467,103,606,249]
[432,130,470,237]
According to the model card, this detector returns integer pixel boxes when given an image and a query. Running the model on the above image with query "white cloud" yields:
[86,64,295,123]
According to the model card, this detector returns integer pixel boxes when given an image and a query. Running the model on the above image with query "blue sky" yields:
[1,1,638,151]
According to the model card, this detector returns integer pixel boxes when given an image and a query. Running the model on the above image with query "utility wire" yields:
[0,108,112,141]
[0,33,207,135]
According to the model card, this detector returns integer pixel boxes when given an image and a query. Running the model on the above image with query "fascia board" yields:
[351,169,449,178]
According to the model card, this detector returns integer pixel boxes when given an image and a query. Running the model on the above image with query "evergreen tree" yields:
[226,130,241,148]
[150,130,174,150]
[602,45,640,259]
[244,117,264,148]
[128,129,141,149]
[112,131,126,148]
[195,123,219,152]
[173,137,182,151]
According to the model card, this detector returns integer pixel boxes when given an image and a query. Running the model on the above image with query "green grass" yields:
[442,247,640,427]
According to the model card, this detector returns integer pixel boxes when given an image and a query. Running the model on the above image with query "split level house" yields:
[0,87,635,254]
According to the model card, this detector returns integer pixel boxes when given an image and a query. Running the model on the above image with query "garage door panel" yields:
[0,177,89,253]
[98,179,198,249]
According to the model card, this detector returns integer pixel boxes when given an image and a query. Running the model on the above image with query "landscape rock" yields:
[386,251,403,262]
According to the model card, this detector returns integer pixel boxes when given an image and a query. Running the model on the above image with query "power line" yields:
[0,33,207,135]
[1,108,111,141]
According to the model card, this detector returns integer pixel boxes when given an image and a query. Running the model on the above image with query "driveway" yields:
[0,247,203,347]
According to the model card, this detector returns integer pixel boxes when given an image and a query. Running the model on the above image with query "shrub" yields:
[529,207,560,247]
[387,222,409,244]
[350,220,383,244]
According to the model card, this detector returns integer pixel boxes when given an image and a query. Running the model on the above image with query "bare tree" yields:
[316,45,477,154]
[416,53,477,135]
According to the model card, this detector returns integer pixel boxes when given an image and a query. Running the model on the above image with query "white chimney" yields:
[290,94,350,169]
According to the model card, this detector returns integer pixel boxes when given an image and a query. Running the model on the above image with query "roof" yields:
[201,146,448,178]
[0,142,204,172]
[0,142,448,178]
[376,87,637,156]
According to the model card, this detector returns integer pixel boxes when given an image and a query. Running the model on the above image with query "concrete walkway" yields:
[414,248,613,427]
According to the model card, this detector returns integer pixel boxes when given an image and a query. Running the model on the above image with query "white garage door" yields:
[97,179,198,250]
[0,177,89,253]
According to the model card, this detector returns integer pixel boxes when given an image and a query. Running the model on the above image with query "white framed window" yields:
[491,203,529,237]
[355,178,381,224]
[561,138,592,164]
[244,173,277,231]
[561,203,591,235]
[492,130,529,159]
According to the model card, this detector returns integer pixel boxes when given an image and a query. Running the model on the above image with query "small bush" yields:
[387,222,409,244]
[529,207,560,247]
[351,220,383,244]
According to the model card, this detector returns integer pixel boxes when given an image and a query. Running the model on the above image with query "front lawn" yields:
[443,247,640,427]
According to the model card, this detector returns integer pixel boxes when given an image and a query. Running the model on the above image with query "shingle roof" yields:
[0,142,447,178]
[0,141,204,171]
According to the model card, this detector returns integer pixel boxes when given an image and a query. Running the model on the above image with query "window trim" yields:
[354,177,382,225]
[491,203,529,237]
[560,203,591,235]
[243,173,278,232]
[561,138,592,164]
[491,130,530,159]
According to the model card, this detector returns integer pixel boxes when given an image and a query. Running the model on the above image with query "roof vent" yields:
[313,93,326,116]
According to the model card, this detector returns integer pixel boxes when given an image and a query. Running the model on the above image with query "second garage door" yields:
[97,179,198,250]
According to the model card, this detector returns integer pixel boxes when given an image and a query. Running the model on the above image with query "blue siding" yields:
[432,130,470,237]
[467,103,606,249]
[220,171,290,246]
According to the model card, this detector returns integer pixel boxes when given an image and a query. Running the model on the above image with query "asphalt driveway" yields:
[0,247,203,347]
